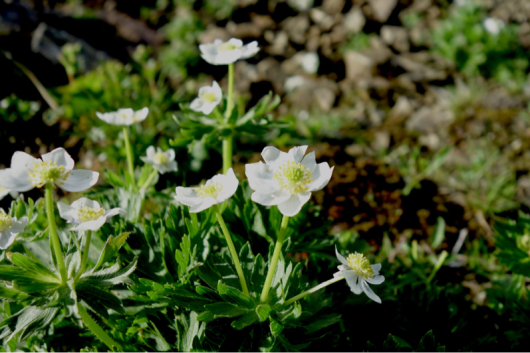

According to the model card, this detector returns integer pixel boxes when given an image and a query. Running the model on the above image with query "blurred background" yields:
[3,0,530,349]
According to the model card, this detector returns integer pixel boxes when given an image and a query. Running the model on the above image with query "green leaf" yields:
[79,257,138,287]
[270,318,284,337]
[231,311,258,330]
[255,304,271,322]
[217,281,254,309]
[431,217,446,250]
[0,283,31,301]
[78,285,125,315]
[8,253,59,281]
[0,305,60,342]
[93,232,131,272]
[197,303,248,322]
[0,266,61,293]
[304,314,341,333]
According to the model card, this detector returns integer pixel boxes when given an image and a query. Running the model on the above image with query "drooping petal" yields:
[245,162,278,192]
[0,230,17,250]
[190,98,204,112]
[343,270,362,294]
[0,169,34,192]
[59,170,99,192]
[133,107,149,123]
[71,216,107,231]
[104,208,126,221]
[288,146,308,163]
[174,187,203,207]
[8,217,28,235]
[335,246,349,265]
[366,275,385,285]
[307,163,333,192]
[371,263,382,273]
[300,151,317,174]
[251,189,291,206]
[361,280,382,303]
[41,148,75,170]
[277,191,311,217]
[241,41,260,59]
[189,198,217,213]
[57,201,78,223]
[214,168,239,202]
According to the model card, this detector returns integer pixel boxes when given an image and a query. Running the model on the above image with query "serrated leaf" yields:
[79,257,138,287]
[217,281,254,309]
[198,302,248,322]
[0,266,61,293]
[93,232,131,272]
[255,304,271,322]
[231,311,258,330]
[270,318,284,337]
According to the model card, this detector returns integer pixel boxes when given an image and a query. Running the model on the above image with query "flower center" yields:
[196,182,223,199]
[347,253,374,279]
[218,41,241,52]
[202,92,218,104]
[0,211,13,232]
[28,161,71,188]
[274,161,314,195]
[153,152,168,165]
[78,207,105,223]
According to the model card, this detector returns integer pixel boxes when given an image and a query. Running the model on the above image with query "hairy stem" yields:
[45,183,67,283]
[260,215,290,303]
[226,63,235,120]
[222,136,233,174]
[77,303,121,350]
[284,277,344,306]
[214,205,250,296]
[75,230,92,282]
[123,126,136,187]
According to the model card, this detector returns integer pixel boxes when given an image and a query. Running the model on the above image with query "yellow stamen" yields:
[274,161,314,195]
[153,152,168,165]
[347,253,374,279]
[78,207,105,223]
[28,161,71,188]
[218,41,241,52]
[202,92,218,104]
[0,210,13,232]
[196,182,223,199]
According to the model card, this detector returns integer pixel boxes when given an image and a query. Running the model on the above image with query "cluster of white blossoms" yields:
[0,148,99,192]
[334,247,385,303]
[96,107,149,126]
[199,38,259,66]
[0,208,27,250]
[141,146,178,174]
[190,81,223,115]
[58,198,124,231]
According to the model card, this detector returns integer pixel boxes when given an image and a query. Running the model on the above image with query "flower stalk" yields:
[123,126,136,187]
[141,169,158,190]
[214,205,249,296]
[260,215,290,303]
[284,277,344,306]
[222,63,235,174]
[77,303,121,350]
[45,183,67,283]
[75,230,92,282]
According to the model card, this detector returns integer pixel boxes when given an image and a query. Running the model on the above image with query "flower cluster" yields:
[96,107,149,126]
[58,198,125,231]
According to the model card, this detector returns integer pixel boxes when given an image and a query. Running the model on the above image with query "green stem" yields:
[77,303,121,350]
[123,126,136,187]
[222,136,233,174]
[213,205,249,296]
[284,277,344,306]
[141,169,158,189]
[427,250,448,284]
[45,183,67,283]
[75,231,92,282]
[260,215,290,303]
[226,63,234,120]
[190,212,199,228]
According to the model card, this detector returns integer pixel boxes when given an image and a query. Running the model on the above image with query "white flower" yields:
[0,186,18,201]
[0,208,27,250]
[190,81,223,115]
[174,168,239,213]
[334,247,385,303]
[0,148,99,192]
[96,107,149,126]
[199,38,259,65]
[140,146,178,174]
[483,17,504,36]
[57,198,125,231]
[245,146,333,217]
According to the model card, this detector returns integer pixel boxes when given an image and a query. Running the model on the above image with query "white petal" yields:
[241,41,260,59]
[0,169,34,192]
[190,98,204,112]
[333,271,344,279]
[0,230,17,250]
[366,275,385,285]
[308,163,333,192]
[71,216,106,231]
[189,198,216,213]
[174,187,203,207]
[0,188,9,200]
[9,217,27,234]
[361,280,382,303]
[228,38,243,47]
[70,197,100,210]
[300,151,317,173]
[133,107,149,123]
[261,146,290,170]
[277,191,311,217]
[201,102,216,115]
[213,50,242,65]
[57,201,77,223]
[166,149,176,161]
[335,246,348,265]
[41,148,75,170]
[59,170,99,192]
[11,151,39,172]
[213,168,239,202]
[245,162,279,192]
[371,263,382,273]
[212,81,222,98]
[96,111,130,126]
[343,270,362,294]
[146,146,156,159]
[288,146,308,163]
[251,189,291,206]
[104,208,125,221]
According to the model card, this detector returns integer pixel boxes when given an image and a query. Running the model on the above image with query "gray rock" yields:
[389,96,414,123]
[371,131,391,151]
[284,15,310,44]
[268,31,289,55]
[343,51,374,81]
[322,0,346,15]
[381,25,410,52]
[314,87,336,112]
[368,0,398,22]
[342,6,366,34]
[405,106,454,134]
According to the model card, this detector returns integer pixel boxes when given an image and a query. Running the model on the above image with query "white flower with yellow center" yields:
[334,247,385,303]
[57,198,125,231]
[174,168,239,213]
[0,208,27,250]
[0,148,99,192]
[190,81,223,115]
[0,186,18,201]
[96,107,149,126]
[140,146,178,174]
[245,146,333,217]
[199,38,259,66]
